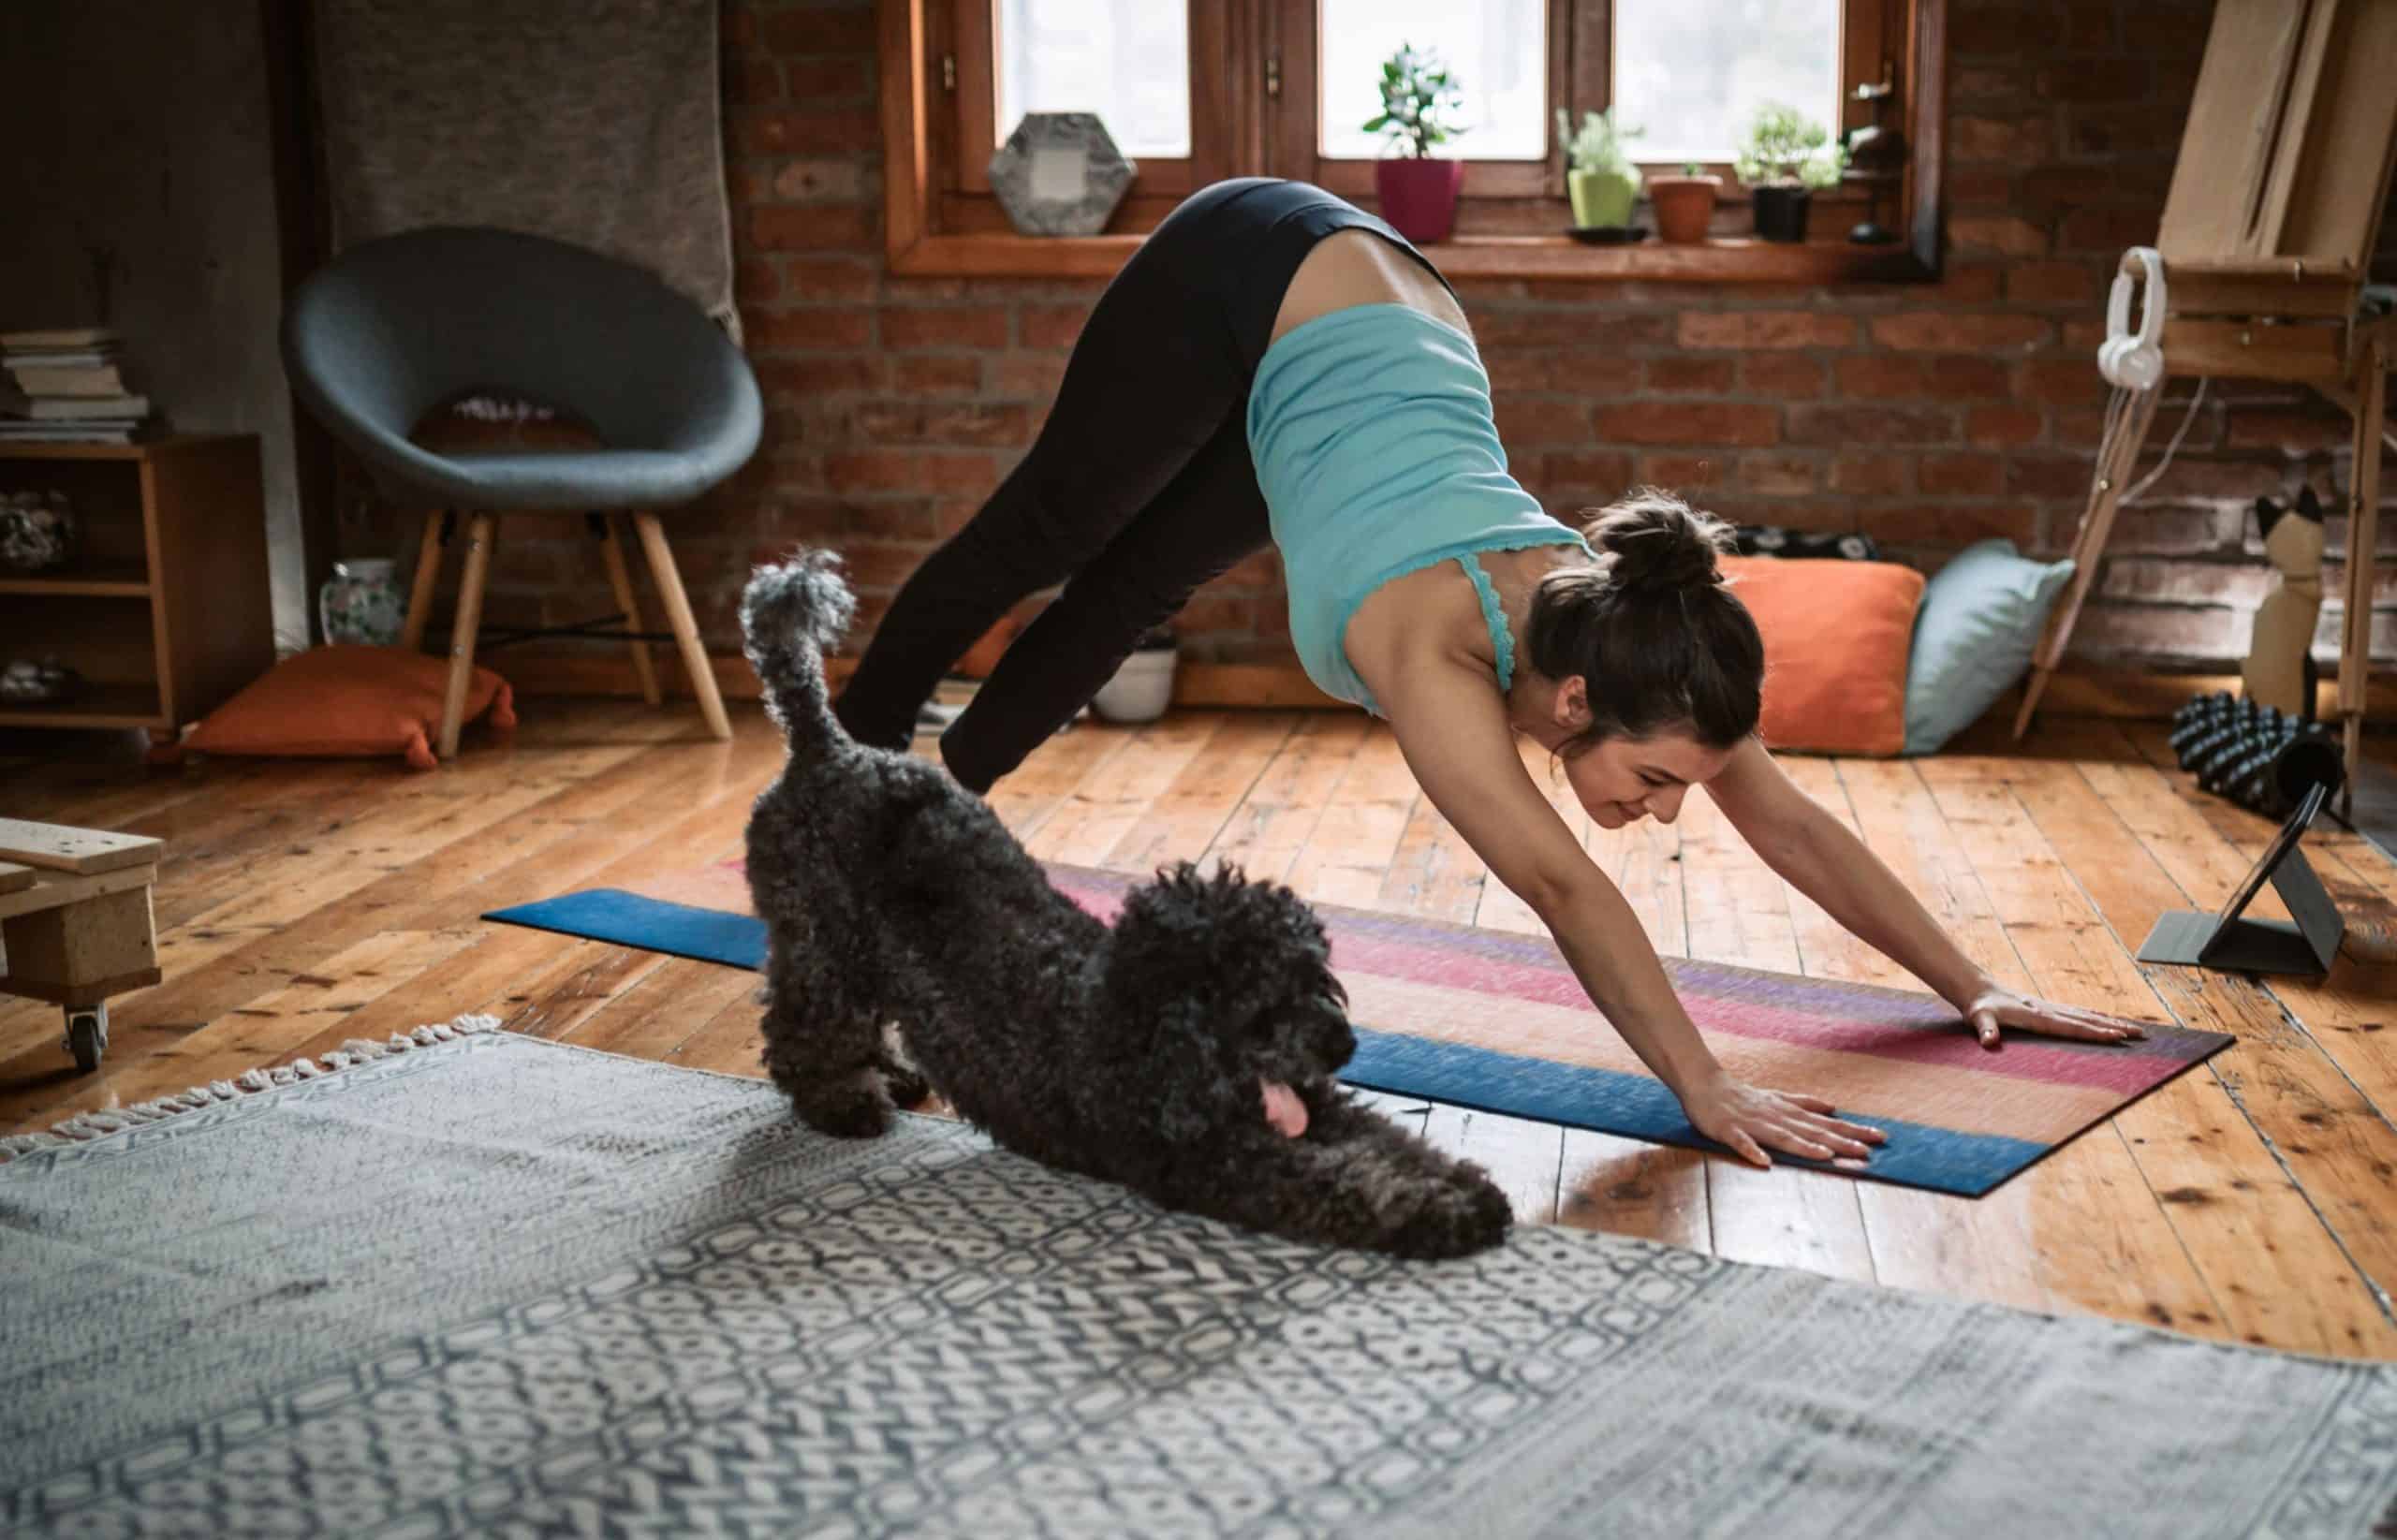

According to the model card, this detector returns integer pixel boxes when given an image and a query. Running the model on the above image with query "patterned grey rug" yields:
[5,1025,2395,1538]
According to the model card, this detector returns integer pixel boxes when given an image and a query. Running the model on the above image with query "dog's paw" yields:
[1385,1166,1512,1260]
[877,1060,933,1109]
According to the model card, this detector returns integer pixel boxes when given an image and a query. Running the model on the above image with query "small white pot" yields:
[1091,647,1178,724]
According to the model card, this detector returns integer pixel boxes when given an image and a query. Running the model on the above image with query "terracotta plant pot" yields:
[1751,183,1813,243]
[1648,175,1721,244]
[1375,156,1464,243]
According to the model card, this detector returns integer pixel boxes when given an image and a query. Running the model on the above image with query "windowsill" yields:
[887,230,1935,284]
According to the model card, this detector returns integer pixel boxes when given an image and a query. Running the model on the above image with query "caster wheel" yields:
[65,1005,108,1073]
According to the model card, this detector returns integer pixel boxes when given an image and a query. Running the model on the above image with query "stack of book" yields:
[1,328,154,444]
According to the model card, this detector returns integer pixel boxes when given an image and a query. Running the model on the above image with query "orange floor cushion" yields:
[183,645,516,770]
[1719,555,1925,756]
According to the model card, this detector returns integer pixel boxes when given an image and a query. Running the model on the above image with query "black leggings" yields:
[832,179,1454,792]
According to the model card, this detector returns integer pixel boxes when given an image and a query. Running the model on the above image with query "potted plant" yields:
[1364,42,1467,243]
[1556,108,1642,230]
[1648,161,1722,245]
[1734,102,1846,243]
[1091,625,1179,724]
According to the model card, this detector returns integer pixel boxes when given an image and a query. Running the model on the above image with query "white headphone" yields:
[2098,246,2167,391]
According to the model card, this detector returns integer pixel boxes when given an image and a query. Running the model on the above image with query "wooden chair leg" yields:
[2338,336,2387,813]
[439,512,497,760]
[632,510,732,741]
[597,514,662,707]
[2014,386,2165,738]
[400,511,447,653]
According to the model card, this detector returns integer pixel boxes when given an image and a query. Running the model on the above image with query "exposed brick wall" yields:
[358,0,2397,679]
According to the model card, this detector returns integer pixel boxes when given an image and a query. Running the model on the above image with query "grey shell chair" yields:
[281,226,762,755]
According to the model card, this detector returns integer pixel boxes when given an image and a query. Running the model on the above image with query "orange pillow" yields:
[184,645,516,770]
[1719,556,1923,756]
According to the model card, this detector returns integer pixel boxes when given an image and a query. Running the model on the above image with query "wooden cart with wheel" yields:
[0,819,163,1072]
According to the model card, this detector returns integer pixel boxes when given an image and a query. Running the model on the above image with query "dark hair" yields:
[1522,489,1765,754]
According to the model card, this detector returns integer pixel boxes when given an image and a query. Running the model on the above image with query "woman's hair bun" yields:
[1584,490,1732,596]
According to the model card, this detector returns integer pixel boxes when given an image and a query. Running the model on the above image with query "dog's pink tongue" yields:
[1260,1079,1308,1138]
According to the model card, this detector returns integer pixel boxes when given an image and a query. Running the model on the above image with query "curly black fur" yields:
[738,550,1512,1259]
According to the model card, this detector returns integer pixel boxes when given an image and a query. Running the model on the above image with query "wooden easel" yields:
[2015,0,2397,809]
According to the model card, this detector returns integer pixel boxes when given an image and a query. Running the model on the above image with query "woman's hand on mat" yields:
[1958,984,2152,1051]
[1682,1075,1886,1168]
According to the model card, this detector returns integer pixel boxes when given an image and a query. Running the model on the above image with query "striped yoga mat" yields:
[487,860,2230,1197]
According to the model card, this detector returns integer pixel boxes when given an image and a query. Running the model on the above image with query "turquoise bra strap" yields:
[1457,553,1519,694]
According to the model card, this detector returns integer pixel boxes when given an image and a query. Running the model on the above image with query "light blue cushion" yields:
[1903,539,2076,755]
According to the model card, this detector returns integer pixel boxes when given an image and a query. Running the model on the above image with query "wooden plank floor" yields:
[8,700,2397,1359]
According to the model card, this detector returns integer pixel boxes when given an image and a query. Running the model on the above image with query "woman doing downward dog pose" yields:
[834,178,2148,1167]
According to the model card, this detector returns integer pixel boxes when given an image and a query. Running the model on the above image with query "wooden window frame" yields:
[881,0,1945,282]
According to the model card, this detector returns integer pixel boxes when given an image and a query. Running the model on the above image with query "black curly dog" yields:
[739,551,1511,1259]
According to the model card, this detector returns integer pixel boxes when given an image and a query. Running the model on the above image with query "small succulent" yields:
[1733,102,1846,189]
[1363,42,1467,158]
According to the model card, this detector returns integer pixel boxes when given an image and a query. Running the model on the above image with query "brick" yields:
[743,107,879,155]
[1785,404,1956,446]
[2066,107,2177,162]
[880,305,1010,350]
[2059,205,2161,254]
[1593,403,1781,447]
[2098,559,2272,608]
[2007,455,2100,500]
[1675,311,1858,350]
[1831,455,1914,496]
[1739,453,1818,496]
[755,354,882,396]
[2006,261,2098,309]
[1948,169,2019,205]
[2070,603,2246,664]
[824,450,1001,495]
[1834,355,1928,400]
[785,56,871,98]
[840,540,940,590]
[1643,357,1737,394]
[989,354,1068,399]
[782,256,879,303]
[735,256,781,304]
[2037,61,2151,103]
[1935,264,2007,304]
[1950,3,2065,52]
[1538,450,1636,494]
[1949,215,2050,257]
[892,356,984,394]
[1920,454,2007,497]
[1868,313,2051,352]
[1921,357,2014,402]
[1638,453,1723,489]
[922,404,1036,447]
[727,57,782,105]
[743,307,874,349]
[772,157,869,202]
[751,203,874,252]
[2063,0,2120,47]
[1482,352,1555,393]
[758,7,877,53]
[1860,505,2039,547]
[1951,66,2035,102]
[1018,302,1090,350]
[1950,115,2054,164]
[2018,357,2110,408]
[2225,407,2356,454]
[1493,396,1593,444]
[1741,354,1827,399]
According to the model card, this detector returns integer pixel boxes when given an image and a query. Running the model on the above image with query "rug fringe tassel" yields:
[0,1015,502,1162]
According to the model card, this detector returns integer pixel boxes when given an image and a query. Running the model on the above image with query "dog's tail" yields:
[740,550,857,760]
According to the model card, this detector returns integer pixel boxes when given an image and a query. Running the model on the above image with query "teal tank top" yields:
[1246,303,1591,717]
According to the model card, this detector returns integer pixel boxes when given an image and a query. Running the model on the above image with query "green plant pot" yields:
[1566,167,1640,229]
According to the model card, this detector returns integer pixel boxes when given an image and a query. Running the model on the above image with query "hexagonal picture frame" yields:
[990,111,1137,237]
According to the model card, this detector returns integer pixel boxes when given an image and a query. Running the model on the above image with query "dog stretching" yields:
[738,550,1509,1259]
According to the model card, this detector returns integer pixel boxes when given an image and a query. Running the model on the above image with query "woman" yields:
[835,178,2147,1167]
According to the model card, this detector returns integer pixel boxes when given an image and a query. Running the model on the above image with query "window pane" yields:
[996,0,1190,160]
[1319,0,1548,161]
[1612,0,1843,166]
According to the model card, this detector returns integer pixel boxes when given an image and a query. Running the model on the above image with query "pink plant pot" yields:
[1374,156,1464,243]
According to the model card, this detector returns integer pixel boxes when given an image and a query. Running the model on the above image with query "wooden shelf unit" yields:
[0,434,274,745]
